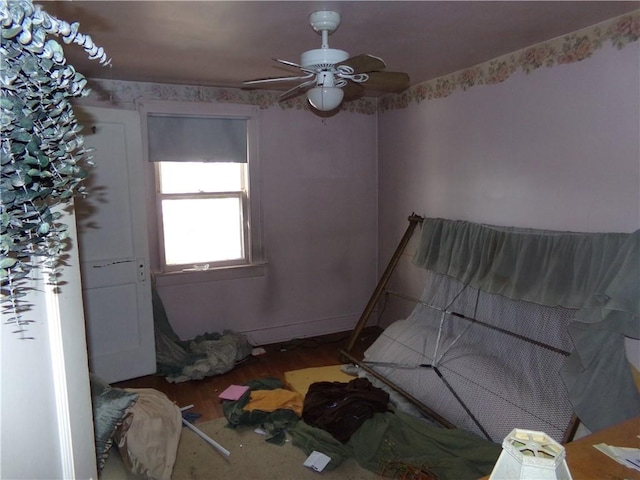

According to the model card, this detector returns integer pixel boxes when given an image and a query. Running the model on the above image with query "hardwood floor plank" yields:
[114,327,381,422]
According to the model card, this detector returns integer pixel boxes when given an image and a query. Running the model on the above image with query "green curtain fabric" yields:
[412,218,640,432]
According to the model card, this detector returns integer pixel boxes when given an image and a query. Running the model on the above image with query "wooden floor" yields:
[114,327,382,422]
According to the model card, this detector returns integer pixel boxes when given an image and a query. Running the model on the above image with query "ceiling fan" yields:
[242,10,410,112]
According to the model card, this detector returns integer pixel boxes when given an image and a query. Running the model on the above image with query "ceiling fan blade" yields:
[243,72,314,86]
[363,71,410,93]
[274,58,303,69]
[279,78,317,102]
[342,80,366,101]
[274,58,316,75]
[338,54,387,74]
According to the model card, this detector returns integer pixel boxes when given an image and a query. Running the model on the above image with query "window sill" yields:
[153,262,267,287]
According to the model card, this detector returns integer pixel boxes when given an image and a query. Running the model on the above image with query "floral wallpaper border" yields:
[85,77,379,114]
[86,11,638,116]
[379,11,639,112]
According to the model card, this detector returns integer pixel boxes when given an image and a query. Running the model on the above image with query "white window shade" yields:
[147,115,247,163]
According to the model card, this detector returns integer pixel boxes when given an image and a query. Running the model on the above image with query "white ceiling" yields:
[46,1,639,95]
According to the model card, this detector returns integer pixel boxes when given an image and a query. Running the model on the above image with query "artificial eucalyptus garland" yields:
[1,0,109,337]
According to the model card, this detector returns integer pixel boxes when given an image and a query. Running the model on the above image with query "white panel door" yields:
[74,106,155,383]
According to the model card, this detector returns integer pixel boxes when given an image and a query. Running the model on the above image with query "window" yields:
[157,162,246,268]
[140,101,263,277]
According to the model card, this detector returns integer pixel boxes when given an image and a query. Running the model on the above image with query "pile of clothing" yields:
[151,276,253,383]
[301,377,390,443]
[221,375,501,479]
[223,378,302,445]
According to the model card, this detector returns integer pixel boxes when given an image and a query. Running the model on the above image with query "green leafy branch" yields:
[1,0,109,338]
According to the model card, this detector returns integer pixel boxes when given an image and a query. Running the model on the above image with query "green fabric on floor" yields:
[223,377,300,446]
[291,409,501,479]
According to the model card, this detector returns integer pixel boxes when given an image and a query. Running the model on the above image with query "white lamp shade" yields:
[489,429,572,480]
[307,86,344,111]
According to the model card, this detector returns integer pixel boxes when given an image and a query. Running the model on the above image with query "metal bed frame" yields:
[340,214,579,443]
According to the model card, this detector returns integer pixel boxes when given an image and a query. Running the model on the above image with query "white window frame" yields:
[155,164,249,272]
[138,100,265,284]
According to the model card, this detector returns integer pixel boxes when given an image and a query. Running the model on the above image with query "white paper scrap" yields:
[594,443,640,471]
[303,451,331,472]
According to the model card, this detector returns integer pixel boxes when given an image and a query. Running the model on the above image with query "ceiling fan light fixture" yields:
[243,9,410,115]
[307,86,344,111]
[309,10,341,35]
[300,48,349,70]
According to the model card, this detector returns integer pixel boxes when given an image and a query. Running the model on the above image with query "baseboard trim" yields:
[242,314,376,347]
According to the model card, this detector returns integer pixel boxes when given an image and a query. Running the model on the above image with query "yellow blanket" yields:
[243,389,304,416]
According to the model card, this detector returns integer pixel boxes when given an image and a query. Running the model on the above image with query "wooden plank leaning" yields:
[342,213,424,356]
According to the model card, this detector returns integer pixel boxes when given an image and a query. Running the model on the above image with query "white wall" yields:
[77,85,378,345]
[1,207,96,479]
[379,43,639,235]
[377,42,640,326]
[2,285,64,479]
[157,106,379,343]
